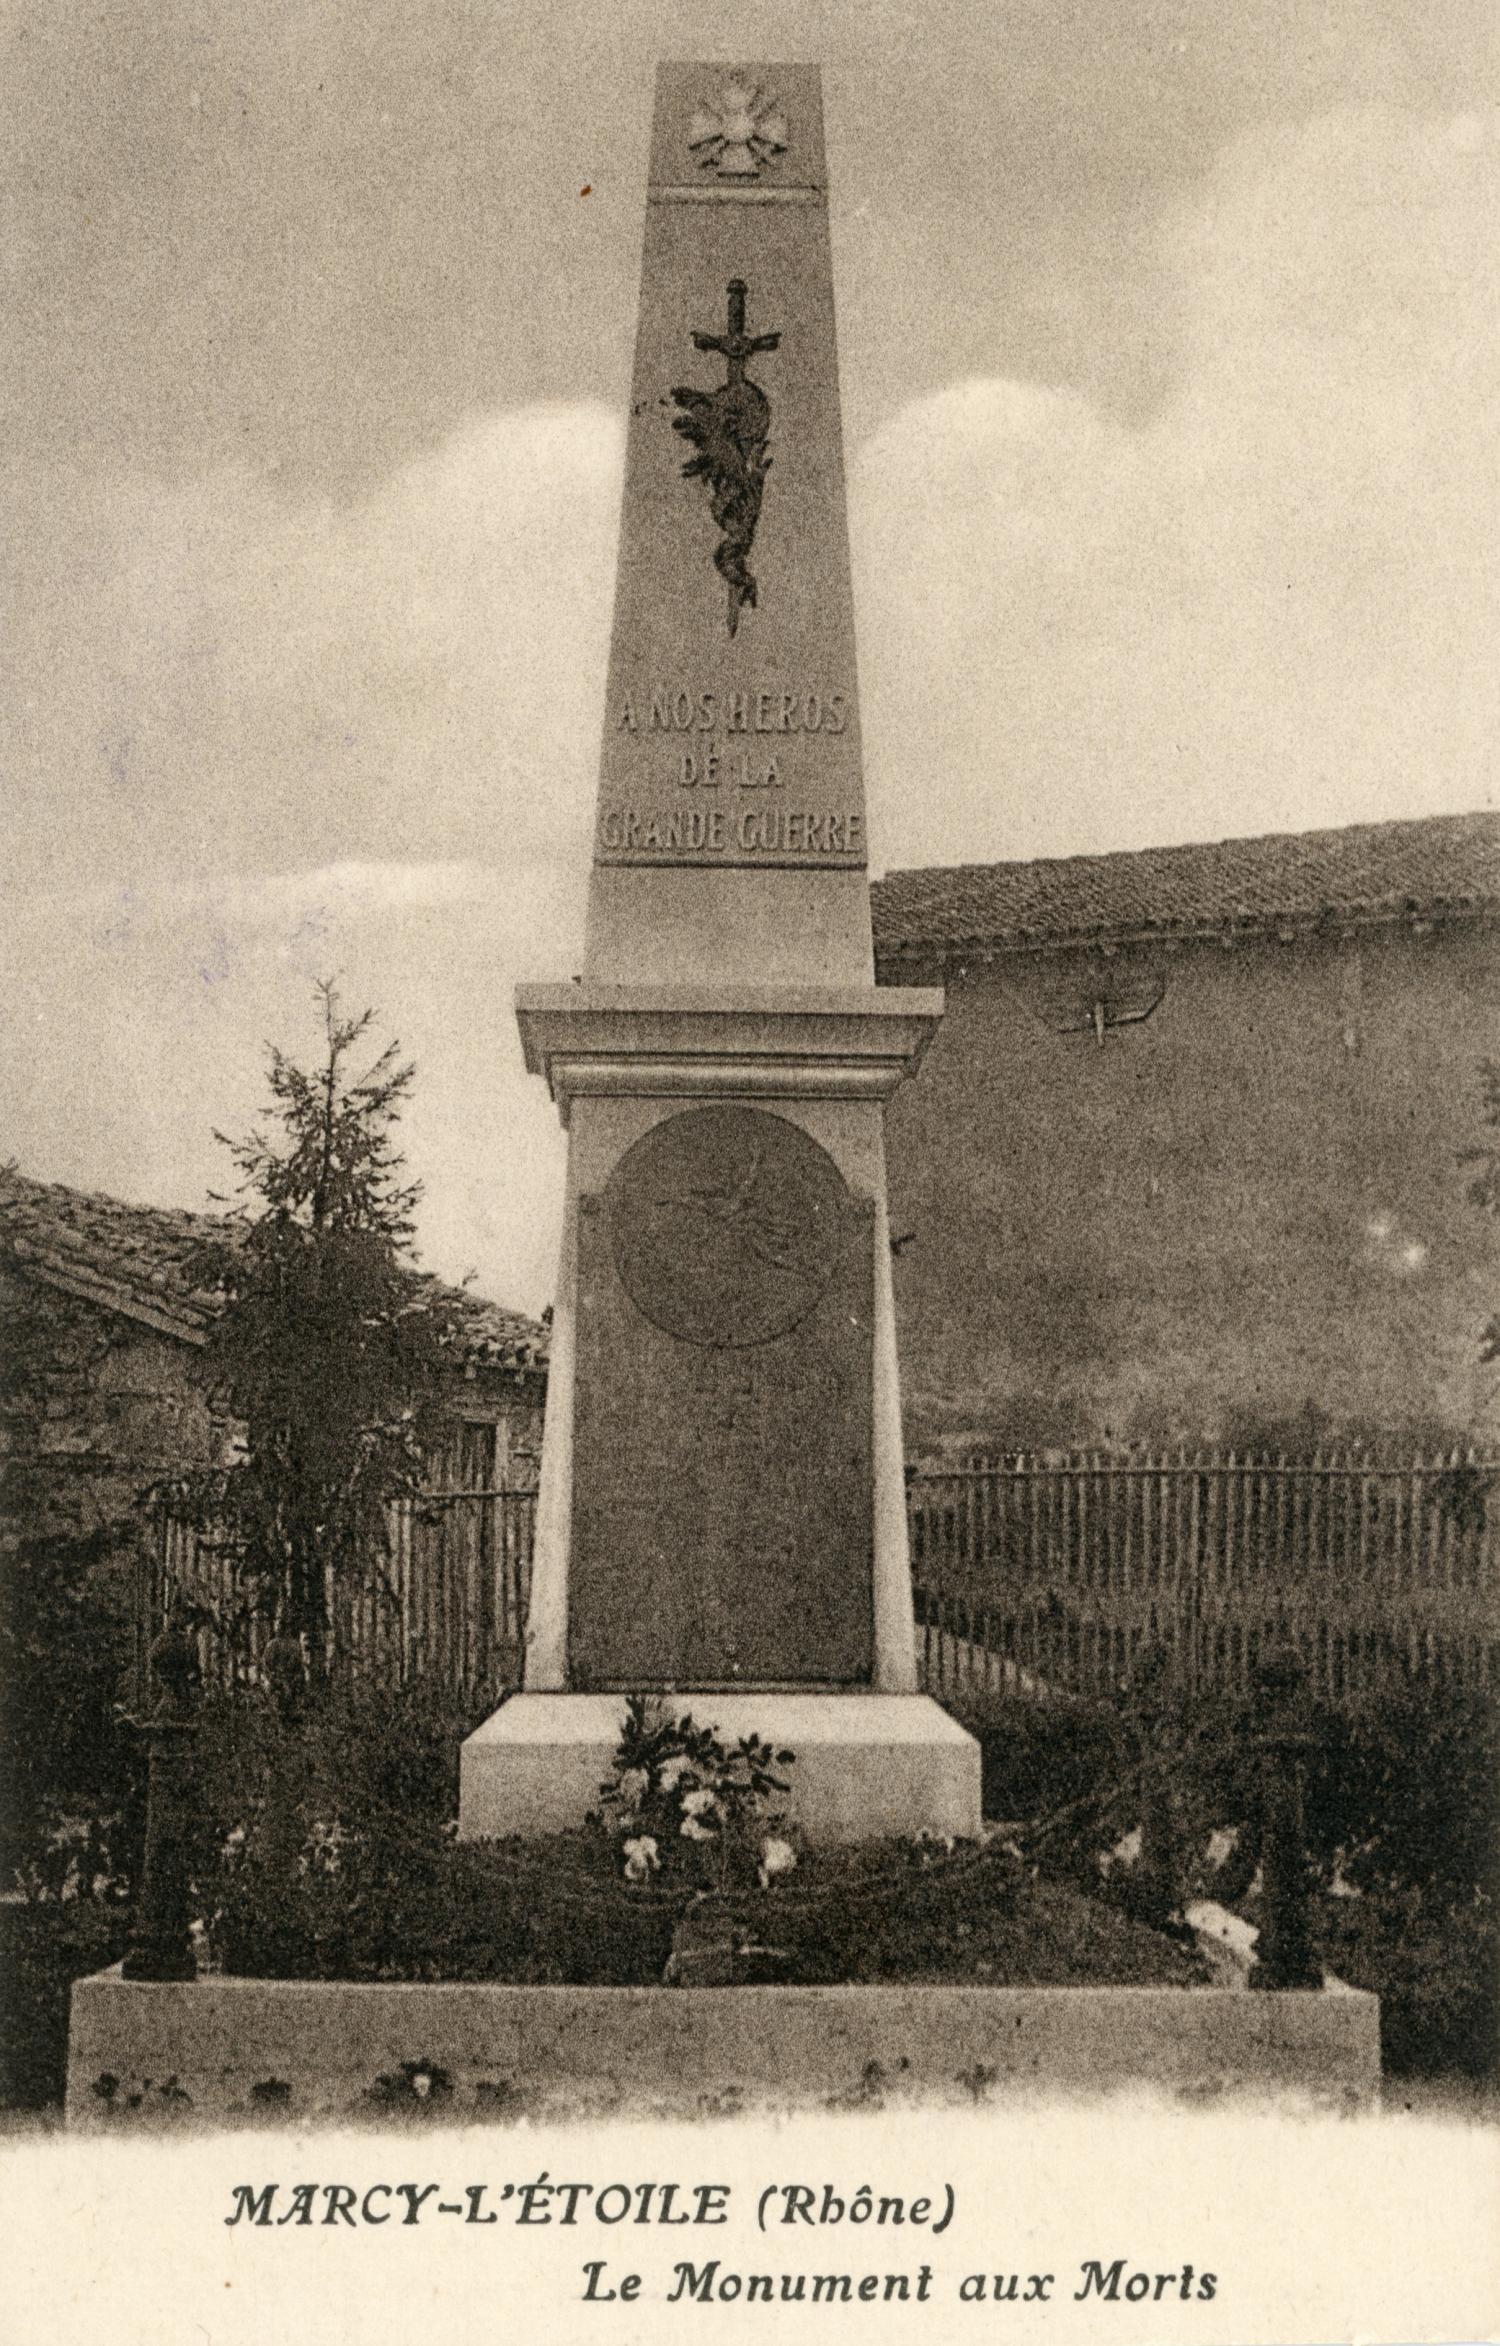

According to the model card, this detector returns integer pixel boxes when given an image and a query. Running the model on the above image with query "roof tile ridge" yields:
[871,805,1500,891]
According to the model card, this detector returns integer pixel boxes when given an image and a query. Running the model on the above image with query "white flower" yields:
[622,1835,660,1882]
[223,1825,248,1854]
[757,1837,797,1889]
[412,2071,432,2100]
[1098,1825,1142,1877]
[303,1819,348,1876]
[987,1835,1024,1863]
[657,1754,694,1793]
[681,1786,719,1820]
[616,1767,650,1814]
[680,1815,717,1842]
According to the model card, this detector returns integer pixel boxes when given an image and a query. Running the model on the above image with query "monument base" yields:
[458,1692,981,1843]
[65,1972,1381,2127]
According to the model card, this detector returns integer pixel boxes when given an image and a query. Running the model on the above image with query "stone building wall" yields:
[0,1265,546,1571]
[0,1269,224,1565]
[880,920,1500,1452]
[0,1270,228,1835]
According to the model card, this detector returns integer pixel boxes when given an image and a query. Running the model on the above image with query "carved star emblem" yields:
[687,76,789,179]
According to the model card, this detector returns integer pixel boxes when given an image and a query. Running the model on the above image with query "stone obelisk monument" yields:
[460,62,980,1839]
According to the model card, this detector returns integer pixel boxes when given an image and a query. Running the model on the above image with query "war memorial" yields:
[458,61,979,1845]
[64,64,1379,2120]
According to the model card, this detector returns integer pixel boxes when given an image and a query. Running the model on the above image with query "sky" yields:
[3,0,1497,1314]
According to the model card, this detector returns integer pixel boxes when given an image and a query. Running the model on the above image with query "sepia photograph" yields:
[2,4,1497,2340]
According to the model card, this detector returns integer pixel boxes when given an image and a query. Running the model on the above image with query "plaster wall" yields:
[880,924,1500,1448]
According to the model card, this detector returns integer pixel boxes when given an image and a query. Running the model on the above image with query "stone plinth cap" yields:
[515,981,943,1120]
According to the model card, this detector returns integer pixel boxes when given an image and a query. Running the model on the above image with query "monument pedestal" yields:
[461,1693,980,1843]
[458,985,982,1843]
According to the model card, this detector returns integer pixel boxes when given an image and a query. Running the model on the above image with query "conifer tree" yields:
[190,982,456,1660]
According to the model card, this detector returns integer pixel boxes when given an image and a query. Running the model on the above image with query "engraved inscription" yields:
[675,748,784,788]
[617,685,849,734]
[598,806,862,856]
[605,1105,849,1347]
[570,1190,875,1688]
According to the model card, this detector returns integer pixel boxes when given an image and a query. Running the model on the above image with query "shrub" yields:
[0,1893,132,2111]
[710,1841,1203,1990]
[949,1692,1128,1823]
[1323,1887,1498,2080]
[168,1681,1201,1991]
[199,1820,1199,1993]
[950,1673,1498,2080]
[0,1522,142,1880]
[206,1824,679,1987]
[188,1675,477,1853]
[1298,1686,1500,1907]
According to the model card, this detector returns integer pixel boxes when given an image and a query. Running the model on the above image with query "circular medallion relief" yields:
[606,1105,849,1348]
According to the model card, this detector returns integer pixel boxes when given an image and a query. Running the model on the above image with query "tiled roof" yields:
[0,1168,547,1372]
[417,1278,550,1375]
[872,811,1500,958]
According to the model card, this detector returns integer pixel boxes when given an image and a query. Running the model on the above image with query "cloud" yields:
[4,395,628,1310]
[851,105,1500,873]
[1,862,575,1313]
[8,400,624,899]
[46,858,514,939]
[7,100,1497,1312]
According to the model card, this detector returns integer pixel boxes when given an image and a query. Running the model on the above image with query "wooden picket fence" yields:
[148,1450,1500,1709]
[148,1488,536,1700]
[910,1450,1500,1707]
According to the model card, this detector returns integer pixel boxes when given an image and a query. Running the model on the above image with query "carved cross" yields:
[691,278,781,386]
[686,78,788,179]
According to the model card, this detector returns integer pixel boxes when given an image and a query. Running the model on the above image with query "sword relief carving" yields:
[671,279,780,637]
